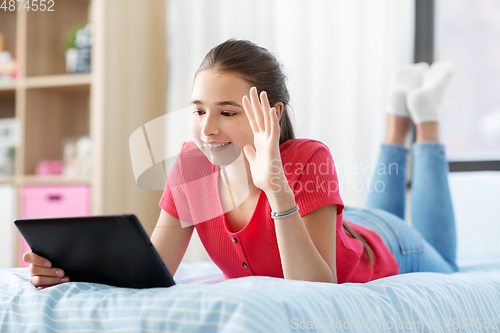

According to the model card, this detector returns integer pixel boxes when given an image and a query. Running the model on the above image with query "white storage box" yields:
[0,184,17,268]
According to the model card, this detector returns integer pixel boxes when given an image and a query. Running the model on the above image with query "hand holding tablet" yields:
[16,215,176,289]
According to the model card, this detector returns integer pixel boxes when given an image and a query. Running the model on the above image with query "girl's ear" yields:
[273,102,285,121]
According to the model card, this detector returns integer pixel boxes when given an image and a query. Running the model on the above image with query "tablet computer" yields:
[15,214,175,289]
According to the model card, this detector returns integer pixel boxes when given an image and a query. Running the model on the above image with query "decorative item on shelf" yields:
[0,118,18,176]
[0,147,15,176]
[35,159,64,176]
[62,136,92,177]
[65,24,92,74]
[0,33,16,84]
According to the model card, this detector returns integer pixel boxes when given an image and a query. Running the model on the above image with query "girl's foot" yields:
[407,62,456,124]
[386,62,429,118]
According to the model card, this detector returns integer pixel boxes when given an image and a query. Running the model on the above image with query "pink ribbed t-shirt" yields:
[159,138,399,283]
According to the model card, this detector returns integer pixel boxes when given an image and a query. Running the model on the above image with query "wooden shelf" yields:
[23,87,90,174]
[19,175,91,186]
[0,176,15,185]
[24,74,92,89]
[1,176,90,186]
[0,0,168,268]
[0,75,92,91]
[0,89,15,118]
[26,0,92,77]
[0,82,16,92]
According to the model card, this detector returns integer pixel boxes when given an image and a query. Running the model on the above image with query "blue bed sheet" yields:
[1,262,500,333]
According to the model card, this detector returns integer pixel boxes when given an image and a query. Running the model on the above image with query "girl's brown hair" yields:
[196,39,375,265]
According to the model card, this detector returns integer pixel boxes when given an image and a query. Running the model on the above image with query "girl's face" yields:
[189,69,254,165]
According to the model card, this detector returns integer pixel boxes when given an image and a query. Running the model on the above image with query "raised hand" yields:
[242,87,284,193]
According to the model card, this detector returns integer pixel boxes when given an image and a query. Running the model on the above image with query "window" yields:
[436,0,500,167]
[414,0,500,171]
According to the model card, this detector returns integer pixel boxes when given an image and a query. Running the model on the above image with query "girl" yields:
[25,39,458,287]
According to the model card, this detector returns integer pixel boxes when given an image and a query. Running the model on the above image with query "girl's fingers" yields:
[260,91,271,132]
[249,87,264,131]
[29,264,65,278]
[23,251,51,268]
[242,95,258,133]
[31,275,70,288]
[244,87,276,137]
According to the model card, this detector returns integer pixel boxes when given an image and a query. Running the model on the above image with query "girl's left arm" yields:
[267,185,338,284]
[242,87,337,283]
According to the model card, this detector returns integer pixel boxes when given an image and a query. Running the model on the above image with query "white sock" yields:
[386,62,429,118]
[407,62,456,123]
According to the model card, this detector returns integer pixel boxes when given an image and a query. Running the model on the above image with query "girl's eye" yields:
[192,110,236,117]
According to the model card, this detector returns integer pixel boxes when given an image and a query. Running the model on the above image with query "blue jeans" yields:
[344,143,459,274]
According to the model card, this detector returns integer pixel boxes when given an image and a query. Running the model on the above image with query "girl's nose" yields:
[201,114,219,137]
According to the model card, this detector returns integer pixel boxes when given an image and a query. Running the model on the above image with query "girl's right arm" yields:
[150,209,194,277]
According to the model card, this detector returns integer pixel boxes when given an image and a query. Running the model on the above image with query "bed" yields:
[1,172,499,332]
[0,257,499,333]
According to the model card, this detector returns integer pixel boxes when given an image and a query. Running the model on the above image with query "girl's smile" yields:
[204,142,232,152]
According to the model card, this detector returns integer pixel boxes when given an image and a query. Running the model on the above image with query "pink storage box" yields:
[20,185,90,267]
